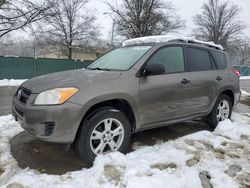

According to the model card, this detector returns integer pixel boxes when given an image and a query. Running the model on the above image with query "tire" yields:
[207,94,232,130]
[76,108,131,165]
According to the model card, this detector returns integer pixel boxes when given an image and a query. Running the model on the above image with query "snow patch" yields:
[241,90,250,96]
[0,79,26,87]
[240,76,250,80]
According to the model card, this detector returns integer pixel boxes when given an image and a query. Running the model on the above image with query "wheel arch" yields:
[74,98,137,144]
[207,87,235,116]
[219,89,235,106]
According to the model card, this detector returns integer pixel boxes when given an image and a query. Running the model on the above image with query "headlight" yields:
[34,87,79,105]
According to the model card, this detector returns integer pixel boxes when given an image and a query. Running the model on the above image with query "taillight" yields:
[232,69,240,77]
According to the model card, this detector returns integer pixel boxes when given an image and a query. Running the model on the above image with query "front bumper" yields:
[12,95,83,143]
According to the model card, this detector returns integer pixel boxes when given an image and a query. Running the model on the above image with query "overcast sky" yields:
[88,0,250,41]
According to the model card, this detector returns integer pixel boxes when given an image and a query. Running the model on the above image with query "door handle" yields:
[181,79,190,85]
[216,76,223,81]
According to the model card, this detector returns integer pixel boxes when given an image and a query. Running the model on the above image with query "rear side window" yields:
[147,47,185,74]
[187,48,212,72]
[211,51,227,69]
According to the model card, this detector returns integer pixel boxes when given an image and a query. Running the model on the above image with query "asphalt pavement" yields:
[0,86,18,116]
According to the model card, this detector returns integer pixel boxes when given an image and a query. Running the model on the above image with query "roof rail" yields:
[122,35,224,50]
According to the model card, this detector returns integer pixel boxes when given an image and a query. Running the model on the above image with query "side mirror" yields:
[142,63,165,76]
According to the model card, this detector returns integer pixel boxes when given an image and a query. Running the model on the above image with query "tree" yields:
[238,39,250,65]
[37,0,99,60]
[193,0,245,49]
[107,0,184,39]
[232,37,250,65]
[0,0,50,38]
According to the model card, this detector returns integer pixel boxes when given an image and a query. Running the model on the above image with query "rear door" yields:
[185,47,221,113]
[139,46,192,126]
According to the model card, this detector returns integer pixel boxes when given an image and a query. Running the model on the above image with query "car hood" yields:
[21,69,122,93]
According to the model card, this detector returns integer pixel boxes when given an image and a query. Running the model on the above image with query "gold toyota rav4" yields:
[12,36,241,164]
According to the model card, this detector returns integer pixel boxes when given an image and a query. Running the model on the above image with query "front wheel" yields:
[76,108,131,165]
[207,94,232,130]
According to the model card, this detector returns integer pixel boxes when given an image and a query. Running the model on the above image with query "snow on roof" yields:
[122,35,224,50]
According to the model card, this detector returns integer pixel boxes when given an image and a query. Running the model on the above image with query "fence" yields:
[0,56,93,79]
[233,66,250,76]
[1,56,249,79]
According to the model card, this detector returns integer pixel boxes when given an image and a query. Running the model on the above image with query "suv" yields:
[12,36,241,164]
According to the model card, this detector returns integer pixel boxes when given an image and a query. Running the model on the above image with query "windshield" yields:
[87,46,152,71]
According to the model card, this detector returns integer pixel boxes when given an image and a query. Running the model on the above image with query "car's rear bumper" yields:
[235,87,241,106]
[12,95,83,143]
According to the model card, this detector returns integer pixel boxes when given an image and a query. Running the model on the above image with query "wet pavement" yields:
[0,86,18,116]
[0,79,249,175]
[10,132,85,174]
[240,79,250,92]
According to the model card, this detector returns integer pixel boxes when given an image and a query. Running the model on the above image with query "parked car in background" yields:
[12,36,241,164]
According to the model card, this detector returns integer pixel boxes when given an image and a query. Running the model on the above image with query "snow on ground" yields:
[241,90,250,97]
[0,112,250,188]
[240,76,250,80]
[0,79,26,87]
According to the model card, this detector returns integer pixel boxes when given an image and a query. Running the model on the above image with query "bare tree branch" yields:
[36,0,99,59]
[0,0,51,38]
[229,37,250,65]
[0,0,6,9]
[107,0,185,39]
[193,0,246,49]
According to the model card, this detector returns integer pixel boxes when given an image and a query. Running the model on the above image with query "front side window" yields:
[187,48,212,72]
[147,47,185,74]
[87,46,152,71]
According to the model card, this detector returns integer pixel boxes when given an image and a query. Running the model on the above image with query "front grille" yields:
[17,87,31,104]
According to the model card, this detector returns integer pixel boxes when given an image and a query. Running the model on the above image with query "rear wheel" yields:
[207,94,232,130]
[76,108,131,165]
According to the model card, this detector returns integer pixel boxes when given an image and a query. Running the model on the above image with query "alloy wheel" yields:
[90,118,125,155]
[216,99,230,121]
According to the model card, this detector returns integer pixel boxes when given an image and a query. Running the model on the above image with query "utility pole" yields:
[103,12,115,49]
[33,43,36,58]
[111,20,115,48]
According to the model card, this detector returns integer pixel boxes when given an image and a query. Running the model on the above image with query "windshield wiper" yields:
[88,67,111,71]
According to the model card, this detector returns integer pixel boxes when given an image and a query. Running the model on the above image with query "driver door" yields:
[139,46,192,127]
